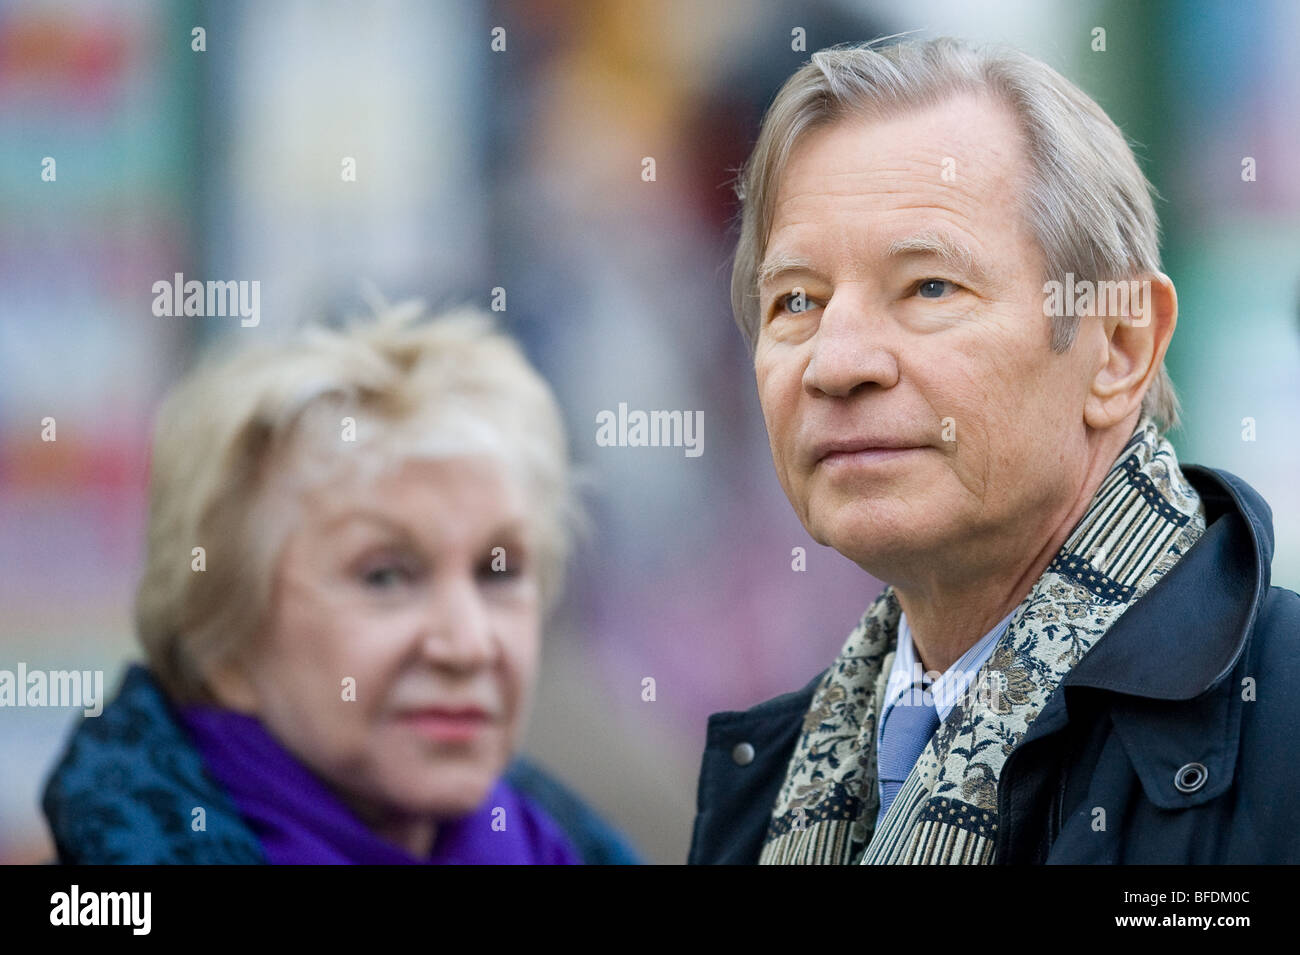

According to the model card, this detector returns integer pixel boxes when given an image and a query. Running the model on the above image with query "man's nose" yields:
[419,574,495,671]
[803,291,900,398]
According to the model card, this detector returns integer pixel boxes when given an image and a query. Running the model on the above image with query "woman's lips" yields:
[398,709,492,743]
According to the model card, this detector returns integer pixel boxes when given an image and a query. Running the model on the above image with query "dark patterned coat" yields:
[689,465,1300,864]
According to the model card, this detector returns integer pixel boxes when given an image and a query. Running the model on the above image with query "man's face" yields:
[754,92,1096,580]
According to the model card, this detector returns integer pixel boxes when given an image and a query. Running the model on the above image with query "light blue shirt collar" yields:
[882,605,1017,726]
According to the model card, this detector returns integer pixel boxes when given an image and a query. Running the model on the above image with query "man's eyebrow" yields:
[756,252,819,290]
[758,233,994,292]
[885,232,992,286]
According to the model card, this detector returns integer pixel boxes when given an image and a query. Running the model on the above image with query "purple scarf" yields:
[177,704,581,865]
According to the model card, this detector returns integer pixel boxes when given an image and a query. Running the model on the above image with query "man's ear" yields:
[1083,271,1177,430]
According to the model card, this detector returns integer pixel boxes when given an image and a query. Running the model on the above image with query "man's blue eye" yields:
[779,292,814,313]
[918,279,953,299]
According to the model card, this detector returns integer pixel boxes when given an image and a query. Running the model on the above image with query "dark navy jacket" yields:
[42,664,641,865]
[689,465,1300,864]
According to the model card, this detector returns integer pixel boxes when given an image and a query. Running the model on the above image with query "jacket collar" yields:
[1061,464,1270,699]
[1036,464,1271,808]
[41,664,266,863]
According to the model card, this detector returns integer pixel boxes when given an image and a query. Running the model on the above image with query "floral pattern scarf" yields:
[758,416,1207,865]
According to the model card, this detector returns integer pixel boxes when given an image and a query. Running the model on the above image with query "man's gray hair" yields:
[730,36,1181,433]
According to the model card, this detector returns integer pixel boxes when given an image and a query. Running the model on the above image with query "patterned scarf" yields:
[758,416,1207,865]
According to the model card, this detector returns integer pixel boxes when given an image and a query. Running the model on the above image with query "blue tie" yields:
[875,680,940,828]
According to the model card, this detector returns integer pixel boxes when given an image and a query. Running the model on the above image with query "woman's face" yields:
[211,454,543,843]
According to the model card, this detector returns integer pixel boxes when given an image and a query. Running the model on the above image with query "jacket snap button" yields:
[732,742,755,766]
[1174,762,1207,794]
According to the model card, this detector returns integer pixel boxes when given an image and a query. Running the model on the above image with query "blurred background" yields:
[1,0,1297,864]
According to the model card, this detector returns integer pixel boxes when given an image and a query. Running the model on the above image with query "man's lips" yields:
[810,437,930,467]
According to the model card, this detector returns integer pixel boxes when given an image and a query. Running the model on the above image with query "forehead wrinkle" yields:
[762,209,995,291]
[775,116,1025,226]
[767,164,1018,287]
[770,172,992,250]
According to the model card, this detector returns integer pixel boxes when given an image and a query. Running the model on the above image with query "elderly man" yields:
[688,37,1300,865]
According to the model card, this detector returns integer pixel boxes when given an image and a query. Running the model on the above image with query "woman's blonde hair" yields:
[135,301,578,704]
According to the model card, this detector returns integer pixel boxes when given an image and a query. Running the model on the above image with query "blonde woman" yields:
[42,303,639,865]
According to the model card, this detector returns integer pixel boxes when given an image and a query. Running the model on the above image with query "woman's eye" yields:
[917,279,957,299]
[362,565,412,589]
[480,560,523,581]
